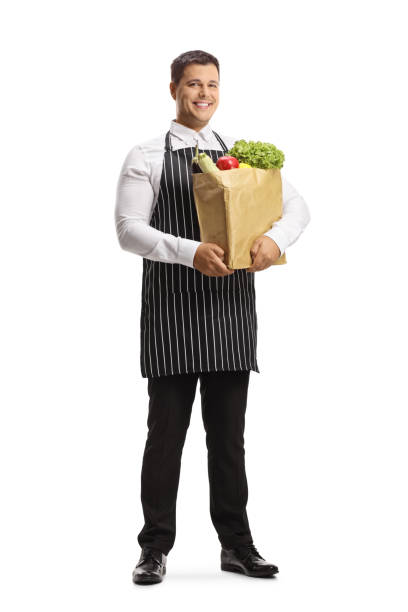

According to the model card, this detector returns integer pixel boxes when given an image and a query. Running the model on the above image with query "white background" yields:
[1,0,407,609]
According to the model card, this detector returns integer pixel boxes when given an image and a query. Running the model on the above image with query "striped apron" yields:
[140,129,260,378]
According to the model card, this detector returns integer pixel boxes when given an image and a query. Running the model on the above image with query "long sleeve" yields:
[264,176,311,255]
[114,146,202,268]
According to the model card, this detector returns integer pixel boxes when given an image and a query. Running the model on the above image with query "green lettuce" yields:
[227,139,285,169]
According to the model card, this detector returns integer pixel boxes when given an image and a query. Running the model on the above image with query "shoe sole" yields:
[221,562,278,578]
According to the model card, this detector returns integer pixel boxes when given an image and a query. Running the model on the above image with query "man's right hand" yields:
[193,243,234,277]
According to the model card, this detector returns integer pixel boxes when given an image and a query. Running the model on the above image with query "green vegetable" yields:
[226,140,285,169]
[192,143,220,174]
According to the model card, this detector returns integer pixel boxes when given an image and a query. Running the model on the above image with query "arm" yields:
[264,176,311,255]
[114,146,201,268]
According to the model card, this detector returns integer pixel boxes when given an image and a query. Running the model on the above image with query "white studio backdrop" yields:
[1,0,407,610]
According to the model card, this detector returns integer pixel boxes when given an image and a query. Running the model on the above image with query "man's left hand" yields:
[246,236,281,272]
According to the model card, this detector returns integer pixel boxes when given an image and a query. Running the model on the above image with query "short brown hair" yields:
[170,50,220,86]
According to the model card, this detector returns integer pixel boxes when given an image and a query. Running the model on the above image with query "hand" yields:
[193,243,234,277]
[246,236,281,272]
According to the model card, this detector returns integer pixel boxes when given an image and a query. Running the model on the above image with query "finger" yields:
[247,252,264,272]
[215,261,233,275]
[250,243,261,258]
[214,246,225,259]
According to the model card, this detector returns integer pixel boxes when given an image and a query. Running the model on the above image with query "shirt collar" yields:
[170,119,213,144]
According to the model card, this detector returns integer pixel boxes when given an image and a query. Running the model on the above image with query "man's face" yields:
[170,63,219,131]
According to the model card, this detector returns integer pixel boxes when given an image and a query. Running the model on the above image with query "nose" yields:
[199,85,212,99]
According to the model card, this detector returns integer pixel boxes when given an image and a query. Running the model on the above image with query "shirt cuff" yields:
[263,227,289,256]
[177,238,202,269]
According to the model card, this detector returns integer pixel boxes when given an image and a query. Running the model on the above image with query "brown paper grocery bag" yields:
[192,167,287,269]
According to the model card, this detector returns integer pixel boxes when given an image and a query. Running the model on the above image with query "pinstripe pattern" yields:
[140,130,260,378]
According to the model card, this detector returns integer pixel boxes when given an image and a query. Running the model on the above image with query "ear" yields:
[169,82,176,101]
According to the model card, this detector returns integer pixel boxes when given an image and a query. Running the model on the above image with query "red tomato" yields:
[216,156,240,170]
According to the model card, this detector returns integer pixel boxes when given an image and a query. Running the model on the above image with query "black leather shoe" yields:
[132,546,167,585]
[221,543,279,578]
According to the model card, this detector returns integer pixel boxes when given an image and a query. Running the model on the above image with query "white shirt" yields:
[115,119,311,268]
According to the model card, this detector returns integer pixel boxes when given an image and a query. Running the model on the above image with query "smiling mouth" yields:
[193,102,213,109]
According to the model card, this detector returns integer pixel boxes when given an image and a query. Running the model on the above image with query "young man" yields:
[115,50,311,585]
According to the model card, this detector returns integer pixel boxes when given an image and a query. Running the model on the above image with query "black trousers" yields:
[137,370,254,556]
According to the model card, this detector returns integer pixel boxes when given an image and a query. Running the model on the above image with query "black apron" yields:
[140,129,260,378]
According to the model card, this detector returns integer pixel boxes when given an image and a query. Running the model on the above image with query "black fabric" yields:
[140,130,260,378]
[137,370,254,555]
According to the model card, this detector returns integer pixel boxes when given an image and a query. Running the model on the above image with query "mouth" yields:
[193,101,213,109]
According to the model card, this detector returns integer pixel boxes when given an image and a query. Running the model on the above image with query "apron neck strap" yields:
[212,131,228,152]
[165,130,172,152]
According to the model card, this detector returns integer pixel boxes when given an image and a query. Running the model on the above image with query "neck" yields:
[174,116,209,132]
